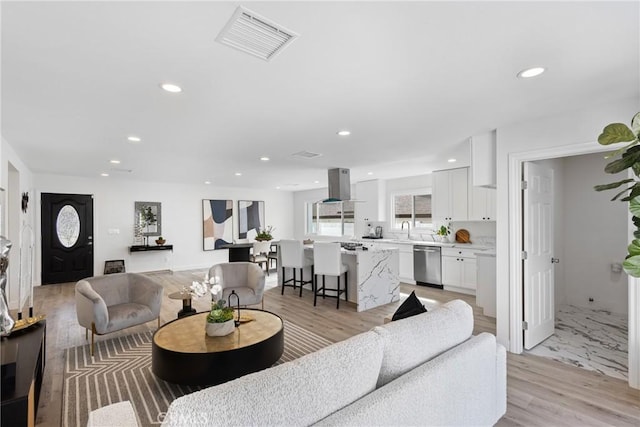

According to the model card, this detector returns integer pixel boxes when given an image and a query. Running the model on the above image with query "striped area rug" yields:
[62,321,333,427]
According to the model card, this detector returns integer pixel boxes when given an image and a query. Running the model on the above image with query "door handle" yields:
[551,258,560,264]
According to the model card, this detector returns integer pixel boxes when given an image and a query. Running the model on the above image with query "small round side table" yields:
[168,290,197,318]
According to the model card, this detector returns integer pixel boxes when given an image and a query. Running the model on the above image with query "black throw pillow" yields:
[391,291,427,321]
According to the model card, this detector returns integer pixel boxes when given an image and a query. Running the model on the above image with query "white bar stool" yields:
[280,239,314,297]
[313,242,348,309]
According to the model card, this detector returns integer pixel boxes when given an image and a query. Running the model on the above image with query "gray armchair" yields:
[208,262,266,309]
[76,273,163,355]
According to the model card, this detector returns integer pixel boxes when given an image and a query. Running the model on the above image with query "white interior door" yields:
[523,162,555,349]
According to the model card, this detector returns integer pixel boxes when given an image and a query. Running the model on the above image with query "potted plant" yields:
[255,226,275,242]
[436,224,451,242]
[594,112,640,277]
[155,236,166,246]
[205,299,235,337]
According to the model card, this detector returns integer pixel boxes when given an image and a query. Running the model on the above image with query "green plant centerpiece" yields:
[594,112,640,277]
[255,226,274,242]
[206,299,234,323]
[205,299,236,337]
[436,224,451,241]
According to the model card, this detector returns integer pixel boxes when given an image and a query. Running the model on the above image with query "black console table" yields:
[129,244,173,253]
[1,321,46,427]
[219,242,253,262]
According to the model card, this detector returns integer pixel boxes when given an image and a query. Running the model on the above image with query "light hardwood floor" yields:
[31,269,640,426]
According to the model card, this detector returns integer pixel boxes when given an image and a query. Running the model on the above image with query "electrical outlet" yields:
[588,297,594,303]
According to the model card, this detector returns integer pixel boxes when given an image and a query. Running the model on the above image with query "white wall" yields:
[495,96,638,349]
[562,152,628,314]
[1,137,36,310]
[33,173,294,284]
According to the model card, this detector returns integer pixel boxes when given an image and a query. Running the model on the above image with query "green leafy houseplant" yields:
[206,299,234,323]
[594,112,640,277]
[436,224,450,237]
[255,226,275,242]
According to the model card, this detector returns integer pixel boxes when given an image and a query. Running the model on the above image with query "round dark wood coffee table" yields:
[152,309,284,386]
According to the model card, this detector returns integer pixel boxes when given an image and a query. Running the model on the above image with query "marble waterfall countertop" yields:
[277,245,399,312]
[352,238,494,251]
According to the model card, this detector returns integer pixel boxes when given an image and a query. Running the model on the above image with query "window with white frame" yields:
[305,201,355,236]
[391,192,432,229]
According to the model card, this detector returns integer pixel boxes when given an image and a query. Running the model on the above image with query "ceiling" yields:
[2,1,638,191]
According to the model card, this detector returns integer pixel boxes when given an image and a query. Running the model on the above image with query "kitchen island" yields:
[277,245,399,312]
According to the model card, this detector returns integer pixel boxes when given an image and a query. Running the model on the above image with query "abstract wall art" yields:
[238,200,264,240]
[203,199,233,250]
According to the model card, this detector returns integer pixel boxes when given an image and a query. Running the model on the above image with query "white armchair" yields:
[76,273,163,355]
[208,262,266,309]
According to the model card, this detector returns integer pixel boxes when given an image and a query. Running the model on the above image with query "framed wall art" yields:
[203,199,233,250]
[238,200,264,240]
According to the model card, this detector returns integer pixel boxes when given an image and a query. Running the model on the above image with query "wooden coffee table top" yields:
[153,309,283,354]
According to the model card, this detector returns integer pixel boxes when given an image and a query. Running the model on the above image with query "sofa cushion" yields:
[315,333,502,427]
[87,400,138,427]
[391,290,427,321]
[372,299,473,387]
[162,330,384,427]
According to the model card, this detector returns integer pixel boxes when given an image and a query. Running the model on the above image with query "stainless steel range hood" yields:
[325,168,351,203]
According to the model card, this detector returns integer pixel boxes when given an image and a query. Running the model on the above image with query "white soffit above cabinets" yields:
[216,6,299,61]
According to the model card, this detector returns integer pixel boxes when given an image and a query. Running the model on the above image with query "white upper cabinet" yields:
[432,167,468,222]
[469,185,496,221]
[355,179,386,236]
[470,131,496,188]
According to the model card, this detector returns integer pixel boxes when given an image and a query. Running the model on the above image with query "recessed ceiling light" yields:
[337,130,351,136]
[276,186,281,190]
[110,159,121,164]
[314,180,320,184]
[260,157,270,161]
[127,136,141,143]
[235,172,242,176]
[448,158,457,163]
[517,67,546,79]
[160,83,182,93]
[204,181,211,185]
[100,173,109,177]
[367,172,373,175]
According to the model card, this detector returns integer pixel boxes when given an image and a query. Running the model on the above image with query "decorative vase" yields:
[155,239,166,246]
[206,319,235,337]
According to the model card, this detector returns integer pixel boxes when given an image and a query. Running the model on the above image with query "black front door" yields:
[41,193,94,284]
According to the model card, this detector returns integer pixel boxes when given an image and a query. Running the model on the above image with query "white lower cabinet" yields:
[398,246,414,282]
[442,247,477,291]
[367,242,414,282]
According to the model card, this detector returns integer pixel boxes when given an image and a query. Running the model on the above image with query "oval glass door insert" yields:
[56,205,81,248]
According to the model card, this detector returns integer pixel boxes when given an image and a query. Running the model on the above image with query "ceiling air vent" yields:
[216,6,299,62]
[291,151,322,159]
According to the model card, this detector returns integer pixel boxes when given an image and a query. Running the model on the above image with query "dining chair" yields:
[251,241,271,276]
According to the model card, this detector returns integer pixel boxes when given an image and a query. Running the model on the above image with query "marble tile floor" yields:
[526,304,628,380]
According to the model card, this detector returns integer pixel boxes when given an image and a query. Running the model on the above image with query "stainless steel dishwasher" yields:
[413,245,442,288]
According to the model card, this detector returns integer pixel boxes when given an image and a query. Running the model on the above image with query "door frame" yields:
[507,140,640,389]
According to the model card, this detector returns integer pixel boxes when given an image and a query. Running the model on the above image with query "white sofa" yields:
[159,299,506,426]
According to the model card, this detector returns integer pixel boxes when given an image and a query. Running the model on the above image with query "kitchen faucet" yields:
[401,221,411,239]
